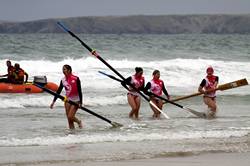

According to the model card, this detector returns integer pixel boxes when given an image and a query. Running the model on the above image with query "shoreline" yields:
[8,151,250,166]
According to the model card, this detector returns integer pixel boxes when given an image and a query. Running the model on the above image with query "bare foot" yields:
[78,120,83,129]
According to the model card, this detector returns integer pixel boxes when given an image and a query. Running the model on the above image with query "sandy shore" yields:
[86,152,250,166]
[22,152,250,166]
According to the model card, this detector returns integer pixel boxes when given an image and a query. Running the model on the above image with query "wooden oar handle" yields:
[170,92,202,102]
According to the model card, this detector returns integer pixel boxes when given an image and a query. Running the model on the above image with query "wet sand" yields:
[87,152,250,166]
[19,152,250,166]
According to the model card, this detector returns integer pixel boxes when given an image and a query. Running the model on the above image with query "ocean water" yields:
[0,33,250,165]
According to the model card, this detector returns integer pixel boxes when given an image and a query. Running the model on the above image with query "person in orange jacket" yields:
[0,60,15,83]
[12,63,29,84]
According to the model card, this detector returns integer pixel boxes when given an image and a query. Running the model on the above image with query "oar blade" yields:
[149,101,170,119]
[111,121,123,128]
[218,78,248,91]
[184,107,207,119]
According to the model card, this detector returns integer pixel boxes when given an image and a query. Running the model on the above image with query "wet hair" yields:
[135,67,143,74]
[63,64,72,73]
[152,70,160,76]
[6,60,11,66]
[14,63,20,68]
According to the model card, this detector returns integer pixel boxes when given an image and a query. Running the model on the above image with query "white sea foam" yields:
[0,129,248,147]
[0,94,127,108]
[0,58,249,108]
[1,57,249,90]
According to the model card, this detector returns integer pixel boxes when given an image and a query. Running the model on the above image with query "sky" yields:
[0,0,250,21]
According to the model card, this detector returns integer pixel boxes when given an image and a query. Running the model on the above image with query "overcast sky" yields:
[0,0,250,21]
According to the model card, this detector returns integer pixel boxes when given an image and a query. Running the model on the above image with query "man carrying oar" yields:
[198,66,219,118]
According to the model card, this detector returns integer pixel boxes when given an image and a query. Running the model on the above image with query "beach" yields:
[85,152,250,166]
[0,33,250,165]
[2,152,249,166]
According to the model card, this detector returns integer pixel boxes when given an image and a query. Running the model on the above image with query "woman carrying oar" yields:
[144,70,170,119]
[198,66,219,118]
[122,67,145,120]
[50,64,83,129]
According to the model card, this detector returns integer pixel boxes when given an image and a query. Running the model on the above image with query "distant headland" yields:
[0,14,250,34]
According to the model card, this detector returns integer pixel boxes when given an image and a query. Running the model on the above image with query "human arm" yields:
[24,72,28,83]
[198,79,206,93]
[143,82,152,96]
[121,76,131,86]
[121,76,131,90]
[50,81,63,109]
[214,76,219,88]
[77,77,83,106]
[162,82,170,99]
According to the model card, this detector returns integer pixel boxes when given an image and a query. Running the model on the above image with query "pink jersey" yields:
[128,75,144,96]
[62,74,80,101]
[204,75,217,98]
[150,79,164,96]
[130,75,144,89]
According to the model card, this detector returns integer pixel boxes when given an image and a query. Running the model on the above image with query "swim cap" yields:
[206,66,214,74]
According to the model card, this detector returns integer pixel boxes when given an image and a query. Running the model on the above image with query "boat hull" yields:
[0,82,58,93]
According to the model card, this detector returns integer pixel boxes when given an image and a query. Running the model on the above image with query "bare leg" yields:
[64,102,71,128]
[155,99,163,119]
[203,97,217,118]
[134,96,141,119]
[127,94,140,120]
[150,98,163,119]
[65,103,81,129]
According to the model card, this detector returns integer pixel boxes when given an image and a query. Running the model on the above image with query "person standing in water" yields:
[50,64,83,129]
[198,66,219,118]
[144,70,170,119]
[123,67,145,120]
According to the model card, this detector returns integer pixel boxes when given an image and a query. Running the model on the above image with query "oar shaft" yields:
[58,23,150,102]
[57,22,168,118]
[33,83,120,126]
[151,93,184,109]
[98,71,123,82]
[57,22,93,52]
[170,92,202,102]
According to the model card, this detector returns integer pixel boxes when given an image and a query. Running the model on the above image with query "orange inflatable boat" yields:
[0,82,58,93]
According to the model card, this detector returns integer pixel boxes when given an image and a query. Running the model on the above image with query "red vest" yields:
[130,75,144,89]
[204,75,217,97]
[62,74,79,101]
[150,79,164,96]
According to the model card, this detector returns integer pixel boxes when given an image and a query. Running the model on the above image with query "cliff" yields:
[0,15,250,34]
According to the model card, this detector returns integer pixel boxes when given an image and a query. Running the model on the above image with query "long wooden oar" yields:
[33,83,123,127]
[167,78,248,103]
[57,22,170,119]
[98,71,206,118]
